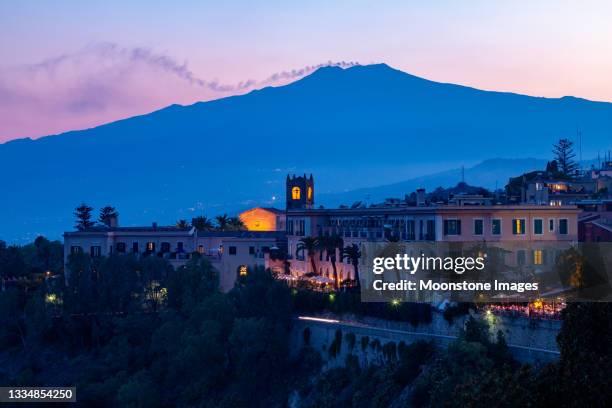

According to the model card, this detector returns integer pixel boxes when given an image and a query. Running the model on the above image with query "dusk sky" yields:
[1,1,611,142]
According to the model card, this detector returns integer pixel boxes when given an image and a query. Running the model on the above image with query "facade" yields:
[239,207,286,231]
[284,177,581,285]
[63,219,285,292]
[513,161,612,206]
[577,199,612,242]
[63,172,587,292]
[63,224,195,269]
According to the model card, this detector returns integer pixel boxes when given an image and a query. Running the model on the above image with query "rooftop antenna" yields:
[577,128,582,166]
[598,151,601,168]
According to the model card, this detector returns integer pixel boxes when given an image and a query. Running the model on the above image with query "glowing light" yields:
[239,265,248,276]
[292,186,301,200]
[328,293,335,302]
[298,316,340,323]
[239,207,277,231]
[390,298,401,306]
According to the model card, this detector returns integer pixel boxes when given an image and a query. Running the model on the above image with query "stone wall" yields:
[291,311,561,367]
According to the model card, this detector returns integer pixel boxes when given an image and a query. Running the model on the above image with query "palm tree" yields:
[296,237,319,275]
[228,217,246,231]
[319,234,343,290]
[215,214,230,231]
[342,243,362,289]
[176,219,190,229]
[192,216,214,231]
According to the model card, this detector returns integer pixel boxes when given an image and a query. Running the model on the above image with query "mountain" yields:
[319,158,547,207]
[2,63,612,243]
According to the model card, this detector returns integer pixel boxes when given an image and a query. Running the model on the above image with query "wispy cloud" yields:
[0,43,359,142]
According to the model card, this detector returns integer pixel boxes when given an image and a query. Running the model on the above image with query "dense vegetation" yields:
[0,238,610,407]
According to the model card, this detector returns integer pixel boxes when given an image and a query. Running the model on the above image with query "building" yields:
[285,175,580,286]
[239,207,286,231]
[509,161,612,206]
[63,173,583,293]
[577,199,612,242]
[63,217,286,292]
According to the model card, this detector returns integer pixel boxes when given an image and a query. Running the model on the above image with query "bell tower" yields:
[286,174,314,210]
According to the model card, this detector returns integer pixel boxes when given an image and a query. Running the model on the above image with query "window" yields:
[116,242,126,253]
[249,246,255,255]
[491,219,501,235]
[549,219,555,232]
[146,242,155,252]
[229,246,237,255]
[427,220,436,240]
[473,219,483,236]
[90,246,101,257]
[517,250,526,266]
[443,219,461,236]
[177,242,184,252]
[292,186,301,200]
[559,219,568,235]
[533,250,543,265]
[307,186,313,200]
[70,245,82,255]
[161,242,171,253]
[132,242,139,253]
[197,245,204,254]
[512,219,526,235]
[406,220,415,240]
[533,219,543,235]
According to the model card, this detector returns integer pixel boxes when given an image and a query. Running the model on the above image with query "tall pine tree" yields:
[552,138,578,177]
[99,206,119,226]
[74,203,95,230]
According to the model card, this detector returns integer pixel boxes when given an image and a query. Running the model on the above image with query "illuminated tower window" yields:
[292,186,301,200]
[307,186,313,200]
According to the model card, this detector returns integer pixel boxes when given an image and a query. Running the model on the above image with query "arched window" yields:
[307,186,313,200]
[292,186,301,200]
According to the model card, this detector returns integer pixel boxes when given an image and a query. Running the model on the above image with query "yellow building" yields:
[239,207,286,232]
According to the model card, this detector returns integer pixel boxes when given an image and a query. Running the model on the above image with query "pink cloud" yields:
[0,43,359,142]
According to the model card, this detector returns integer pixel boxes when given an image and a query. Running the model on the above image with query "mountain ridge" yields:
[2,63,612,242]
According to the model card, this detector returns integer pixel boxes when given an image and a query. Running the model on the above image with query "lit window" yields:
[292,186,301,200]
[147,242,155,252]
[239,265,248,276]
[533,250,543,265]
[307,186,313,200]
[197,245,204,254]
[512,219,526,235]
